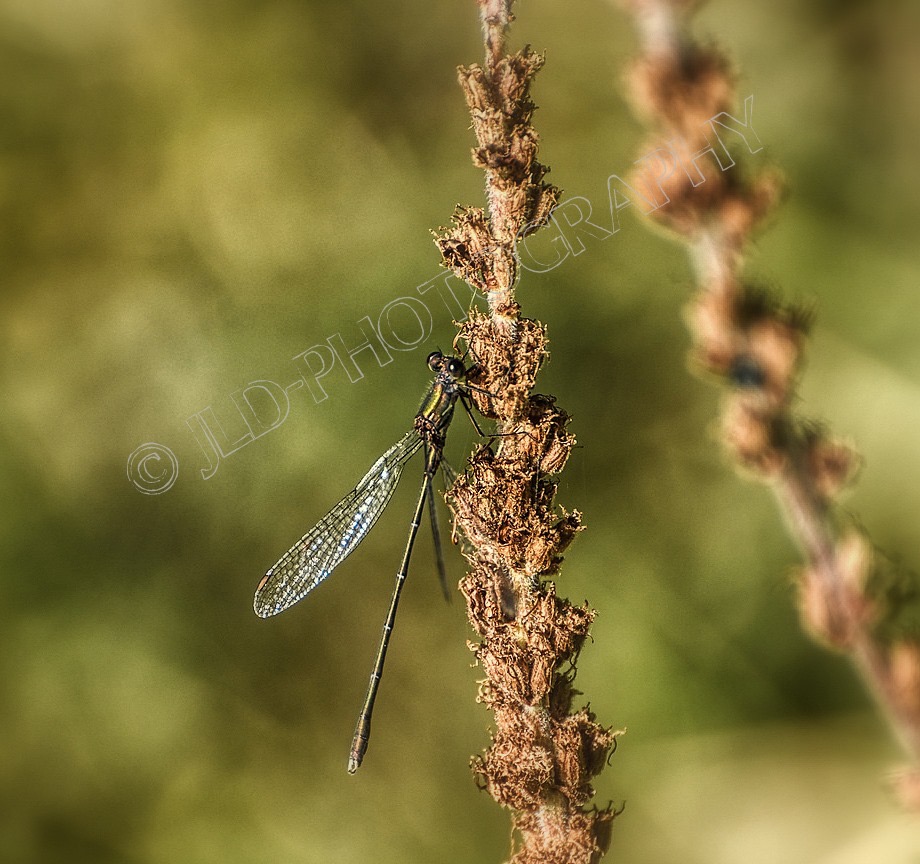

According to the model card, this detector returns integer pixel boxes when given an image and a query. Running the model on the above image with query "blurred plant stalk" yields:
[435,2,618,861]
[618,0,920,810]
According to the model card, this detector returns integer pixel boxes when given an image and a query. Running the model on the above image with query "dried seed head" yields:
[456,309,548,422]
[803,429,861,502]
[474,700,555,810]
[633,148,729,238]
[627,46,735,136]
[513,806,615,864]
[744,316,803,406]
[719,394,785,478]
[540,431,574,475]
[435,206,502,295]
[719,171,783,247]
[523,512,583,577]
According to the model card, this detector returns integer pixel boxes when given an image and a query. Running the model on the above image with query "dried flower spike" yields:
[438,2,617,860]
[619,0,920,805]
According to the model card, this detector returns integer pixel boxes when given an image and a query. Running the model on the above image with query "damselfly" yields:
[255,350,479,773]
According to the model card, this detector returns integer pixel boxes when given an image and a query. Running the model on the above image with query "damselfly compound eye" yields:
[447,358,464,377]
[426,350,443,370]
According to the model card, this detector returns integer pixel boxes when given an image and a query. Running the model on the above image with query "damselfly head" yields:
[426,350,466,379]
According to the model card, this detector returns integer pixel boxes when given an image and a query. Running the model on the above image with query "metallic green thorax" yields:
[414,351,467,472]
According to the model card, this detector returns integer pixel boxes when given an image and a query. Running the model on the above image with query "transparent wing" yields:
[254,431,423,617]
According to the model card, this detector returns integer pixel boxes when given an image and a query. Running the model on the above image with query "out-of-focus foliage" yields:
[2,1,919,862]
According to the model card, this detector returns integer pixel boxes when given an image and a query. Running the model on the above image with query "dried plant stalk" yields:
[434,2,617,860]
[618,0,920,806]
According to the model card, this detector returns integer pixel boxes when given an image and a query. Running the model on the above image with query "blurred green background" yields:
[2,0,919,861]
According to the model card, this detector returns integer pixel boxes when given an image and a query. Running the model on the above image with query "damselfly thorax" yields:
[414,351,467,469]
